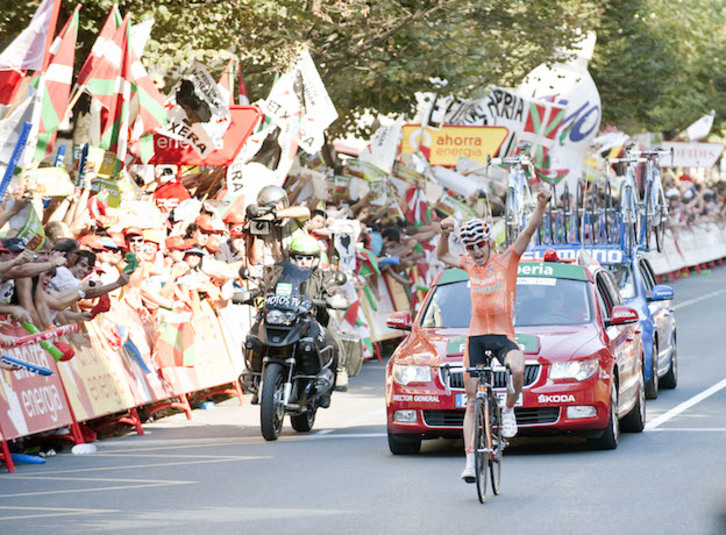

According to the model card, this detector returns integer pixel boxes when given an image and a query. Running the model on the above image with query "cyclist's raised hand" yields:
[534,184,552,207]
[439,217,456,236]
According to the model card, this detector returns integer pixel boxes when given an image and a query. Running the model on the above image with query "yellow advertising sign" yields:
[401,125,509,166]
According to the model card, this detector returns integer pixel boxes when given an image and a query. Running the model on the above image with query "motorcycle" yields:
[235,262,347,441]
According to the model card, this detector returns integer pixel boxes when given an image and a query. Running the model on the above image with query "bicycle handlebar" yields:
[440,361,503,397]
[488,155,531,167]
[607,156,648,165]
[629,147,674,166]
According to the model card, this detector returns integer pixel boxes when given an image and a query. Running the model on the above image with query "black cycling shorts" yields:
[467,334,519,366]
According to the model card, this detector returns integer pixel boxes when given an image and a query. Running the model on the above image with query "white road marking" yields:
[672,289,726,311]
[0,506,118,521]
[0,481,190,499]
[14,456,267,476]
[648,428,726,432]
[645,377,726,430]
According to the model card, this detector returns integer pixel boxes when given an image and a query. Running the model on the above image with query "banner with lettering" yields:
[56,326,137,422]
[162,61,232,158]
[0,318,74,440]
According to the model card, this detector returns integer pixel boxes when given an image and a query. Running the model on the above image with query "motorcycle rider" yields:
[247,185,310,266]
[287,234,350,393]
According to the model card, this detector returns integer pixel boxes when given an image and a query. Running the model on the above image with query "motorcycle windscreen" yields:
[263,262,313,310]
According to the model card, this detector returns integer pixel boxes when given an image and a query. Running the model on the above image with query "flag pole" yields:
[0,122,32,202]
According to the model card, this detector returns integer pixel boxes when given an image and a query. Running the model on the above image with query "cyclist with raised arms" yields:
[436,185,551,483]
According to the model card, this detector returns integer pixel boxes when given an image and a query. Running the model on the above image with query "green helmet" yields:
[289,234,321,257]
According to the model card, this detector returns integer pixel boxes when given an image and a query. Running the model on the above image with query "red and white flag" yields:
[34,6,81,161]
[217,59,236,107]
[0,0,61,106]
[82,14,131,168]
[0,0,61,72]
[0,70,26,106]
[76,4,122,88]
[127,36,167,163]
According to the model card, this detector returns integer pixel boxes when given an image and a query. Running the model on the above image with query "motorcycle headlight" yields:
[550,358,599,382]
[266,309,297,325]
[392,364,432,386]
[266,310,285,324]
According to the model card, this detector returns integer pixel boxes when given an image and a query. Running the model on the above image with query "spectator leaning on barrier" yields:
[216,212,246,263]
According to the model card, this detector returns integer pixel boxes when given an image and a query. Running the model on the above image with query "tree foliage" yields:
[590,0,726,138]
[1,0,723,139]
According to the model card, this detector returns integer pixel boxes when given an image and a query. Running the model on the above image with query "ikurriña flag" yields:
[34,5,81,161]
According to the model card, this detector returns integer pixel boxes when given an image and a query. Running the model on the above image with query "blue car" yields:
[523,245,677,399]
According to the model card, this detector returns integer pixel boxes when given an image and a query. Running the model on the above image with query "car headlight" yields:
[392,364,432,385]
[266,310,296,325]
[550,358,598,381]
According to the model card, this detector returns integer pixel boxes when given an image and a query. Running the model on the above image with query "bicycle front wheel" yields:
[504,187,518,247]
[489,393,503,495]
[474,396,489,503]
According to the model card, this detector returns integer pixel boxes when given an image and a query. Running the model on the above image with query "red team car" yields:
[385,254,645,454]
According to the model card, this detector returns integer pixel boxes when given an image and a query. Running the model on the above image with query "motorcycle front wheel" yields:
[290,404,317,432]
[261,362,286,441]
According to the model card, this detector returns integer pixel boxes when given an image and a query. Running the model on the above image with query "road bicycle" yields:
[442,354,512,503]
[535,179,572,247]
[488,146,534,247]
[608,143,645,257]
[629,147,673,252]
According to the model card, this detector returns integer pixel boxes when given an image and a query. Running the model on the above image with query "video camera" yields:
[245,204,278,236]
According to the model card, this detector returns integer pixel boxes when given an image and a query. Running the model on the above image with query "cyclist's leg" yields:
[461,337,481,482]
[497,337,524,439]
[493,336,524,405]
[463,339,479,453]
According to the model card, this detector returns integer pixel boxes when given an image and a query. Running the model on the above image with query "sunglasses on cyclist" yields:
[127,236,144,243]
[465,240,489,252]
[293,254,316,262]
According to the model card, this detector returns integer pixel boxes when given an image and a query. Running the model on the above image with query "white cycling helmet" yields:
[459,219,491,246]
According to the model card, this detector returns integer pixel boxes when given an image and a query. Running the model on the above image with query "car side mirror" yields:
[232,290,252,305]
[607,305,639,326]
[334,272,347,286]
[647,284,674,302]
[238,266,250,280]
[387,311,413,331]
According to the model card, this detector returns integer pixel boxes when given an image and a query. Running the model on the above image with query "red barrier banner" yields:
[216,304,254,375]
[57,322,137,423]
[159,301,237,394]
[98,301,174,406]
[0,318,74,440]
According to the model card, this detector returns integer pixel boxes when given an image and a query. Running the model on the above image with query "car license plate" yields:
[455,392,522,408]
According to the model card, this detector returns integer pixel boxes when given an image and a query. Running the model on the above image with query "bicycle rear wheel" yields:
[474,396,489,503]
[643,181,653,249]
[504,187,518,246]
[489,392,503,495]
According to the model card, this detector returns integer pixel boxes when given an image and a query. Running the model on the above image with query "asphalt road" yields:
[2,266,726,534]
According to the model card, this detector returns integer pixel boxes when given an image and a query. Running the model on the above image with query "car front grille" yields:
[440,364,541,390]
[422,407,560,428]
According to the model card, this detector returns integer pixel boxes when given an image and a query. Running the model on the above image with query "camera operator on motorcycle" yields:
[246,185,310,266]
[287,234,350,392]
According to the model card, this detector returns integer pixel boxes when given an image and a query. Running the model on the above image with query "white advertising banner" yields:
[162,61,231,158]
[358,118,404,174]
[660,142,723,169]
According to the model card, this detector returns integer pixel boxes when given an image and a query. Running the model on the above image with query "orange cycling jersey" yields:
[459,246,521,340]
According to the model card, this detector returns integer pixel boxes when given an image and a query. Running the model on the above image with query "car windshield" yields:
[606,264,636,299]
[419,278,593,328]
